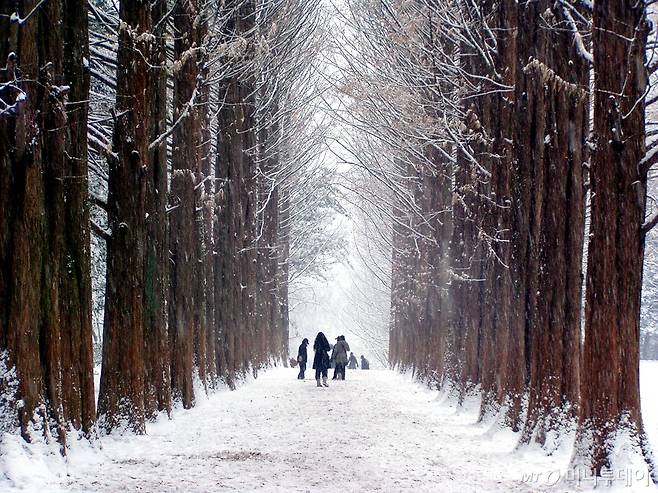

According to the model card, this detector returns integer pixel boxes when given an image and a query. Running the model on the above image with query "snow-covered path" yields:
[32,369,558,492]
[6,364,658,492]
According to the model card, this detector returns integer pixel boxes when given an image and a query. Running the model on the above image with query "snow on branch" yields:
[1,0,48,26]
[91,220,111,242]
[0,53,27,118]
[643,209,658,234]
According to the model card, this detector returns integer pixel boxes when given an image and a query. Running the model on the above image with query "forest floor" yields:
[3,363,658,492]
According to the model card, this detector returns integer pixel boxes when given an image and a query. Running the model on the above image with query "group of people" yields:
[296,332,370,387]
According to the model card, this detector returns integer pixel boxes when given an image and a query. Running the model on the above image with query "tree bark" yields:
[193,189,208,392]
[169,171,196,408]
[169,0,210,406]
[143,0,171,420]
[215,1,259,378]
[571,0,652,475]
[98,0,151,435]
[215,74,241,384]
[0,0,95,446]
[490,0,522,431]
[258,111,282,366]
[278,188,291,364]
[520,3,588,448]
[198,10,216,389]
[61,0,95,437]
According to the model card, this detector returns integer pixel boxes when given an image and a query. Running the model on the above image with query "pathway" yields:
[17,364,658,492]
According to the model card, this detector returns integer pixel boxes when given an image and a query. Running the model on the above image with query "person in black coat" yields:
[297,338,309,379]
[312,332,331,387]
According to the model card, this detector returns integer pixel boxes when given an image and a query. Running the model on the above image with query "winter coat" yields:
[297,342,308,364]
[312,334,331,371]
[348,354,358,369]
[332,340,350,365]
[361,356,370,370]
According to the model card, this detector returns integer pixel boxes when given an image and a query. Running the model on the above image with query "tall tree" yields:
[0,0,95,446]
[169,0,206,409]
[97,0,152,434]
[277,188,291,363]
[572,0,653,475]
[519,1,589,449]
[143,0,172,420]
[61,0,96,437]
[215,0,259,379]
[256,108,282,365]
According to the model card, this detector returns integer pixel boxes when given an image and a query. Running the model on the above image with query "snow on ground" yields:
[2,363,658,492]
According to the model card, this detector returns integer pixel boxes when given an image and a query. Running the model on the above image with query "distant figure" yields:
[313,332,331,387]
[360,355,370,370]
[332,335,350,380]
[297,338,309,380]
[347,352,358,370]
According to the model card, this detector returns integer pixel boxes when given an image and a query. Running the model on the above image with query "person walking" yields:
[347,352,358,370]
[332,335,350,380]
[297,338,309,379]
[360,355,370,370]
[313,332,331,387]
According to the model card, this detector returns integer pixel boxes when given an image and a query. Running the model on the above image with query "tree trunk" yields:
[571,0,652,475]
[215,75,241,384]
[0,0,94,446]
[451,5,497,420]
[215,1,259,378]
[61,0,96,437]
[278,188,291,364]
[388,209,404,370]
[143,0,171,420]
[98,0,151,435]
[520,3,588,449]
[238,5,259,375]
[194,191,208,392]
[198,14,216,389]
[169,171,196,408]
[203,197,217,387]
[169,0,210,406]
[508,0,552,431]
[258,111,282,366]
[490,0,522,431]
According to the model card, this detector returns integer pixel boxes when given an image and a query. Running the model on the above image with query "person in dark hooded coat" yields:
[347,352,358,370]
[360,355,370,370]
[297,338,309,379]
[312,332,331,387]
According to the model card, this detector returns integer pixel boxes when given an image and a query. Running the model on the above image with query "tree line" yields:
[337,0,658,479]
[0,0,329,448]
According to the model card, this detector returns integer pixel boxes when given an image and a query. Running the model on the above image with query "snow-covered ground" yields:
[2,362,658,492]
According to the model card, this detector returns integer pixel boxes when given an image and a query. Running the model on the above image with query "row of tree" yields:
[0,0,328,448]
[338,0,657,478]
